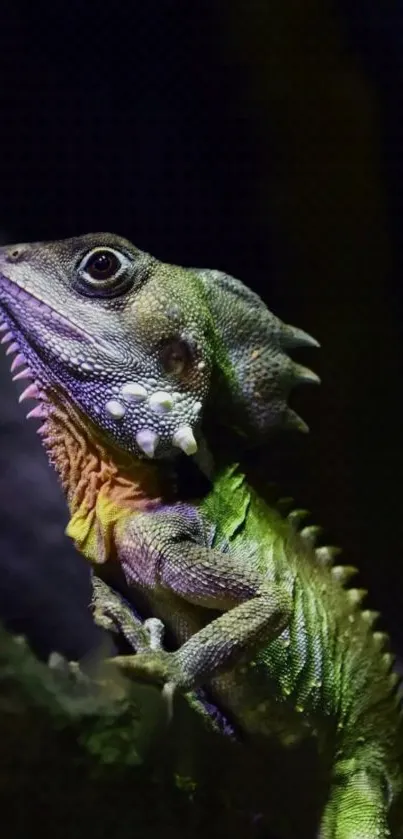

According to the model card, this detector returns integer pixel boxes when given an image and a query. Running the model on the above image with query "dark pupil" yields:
[87,251,119,280]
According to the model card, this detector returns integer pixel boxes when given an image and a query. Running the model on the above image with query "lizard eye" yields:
[77,247,132,296]
[80,248,122,283]
[84,250,121,281]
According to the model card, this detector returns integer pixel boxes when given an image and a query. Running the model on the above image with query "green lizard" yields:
[0,233,402,838]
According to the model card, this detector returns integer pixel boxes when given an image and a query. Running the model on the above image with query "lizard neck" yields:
[39,395,175,564]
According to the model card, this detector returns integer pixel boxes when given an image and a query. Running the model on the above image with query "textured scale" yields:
[0,233,402,837]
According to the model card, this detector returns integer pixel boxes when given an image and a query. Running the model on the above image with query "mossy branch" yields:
[0,625,271,839]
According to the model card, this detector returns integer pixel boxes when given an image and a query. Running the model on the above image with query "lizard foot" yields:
[91,575,165,654]
[108,650,181,723]
[110,650,181,687]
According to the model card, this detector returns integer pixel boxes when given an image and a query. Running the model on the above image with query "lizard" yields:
[0,233,402,838]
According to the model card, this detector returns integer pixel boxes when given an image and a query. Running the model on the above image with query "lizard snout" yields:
[1,243,31,264]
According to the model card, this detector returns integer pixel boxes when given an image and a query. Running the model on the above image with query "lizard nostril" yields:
[6,246,27,263]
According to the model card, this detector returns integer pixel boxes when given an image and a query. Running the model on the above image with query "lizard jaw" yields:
[0,318,201,460]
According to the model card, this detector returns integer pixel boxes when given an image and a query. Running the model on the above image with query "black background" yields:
[0,1,402,669]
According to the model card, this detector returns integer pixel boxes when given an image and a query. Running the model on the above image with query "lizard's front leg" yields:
[110,507,292,691]
[91,574,164,653]
[113,587,290,693]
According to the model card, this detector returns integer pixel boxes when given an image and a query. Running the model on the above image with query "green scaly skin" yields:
[0,234,402,838]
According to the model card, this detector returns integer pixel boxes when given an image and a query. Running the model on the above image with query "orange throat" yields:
[40,397,175,566]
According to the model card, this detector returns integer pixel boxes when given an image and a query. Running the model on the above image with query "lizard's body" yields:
[0,233,402,837]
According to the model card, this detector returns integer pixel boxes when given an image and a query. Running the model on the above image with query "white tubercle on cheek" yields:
[105,399,126,420]
[136,428,159,458]
[148,391,174,414]
[172,425,198,455]
[121,382,148,401]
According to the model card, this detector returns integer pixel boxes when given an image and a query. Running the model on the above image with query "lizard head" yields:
[0,233,319,466]
[0,234,216,460]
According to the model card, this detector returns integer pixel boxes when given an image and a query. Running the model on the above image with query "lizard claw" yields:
[143,617,165,651]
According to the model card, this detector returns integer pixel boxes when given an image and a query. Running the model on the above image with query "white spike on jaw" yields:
[12,367,32,382]
[136,428,159,458]
[26,404,48,420]
[0,322,9,333]
[1,331,13,344]
[10,353,27,373]
[149,391,174,414]
[5,341,19,356]
[172,425,198,456]
[18,383,40,403]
